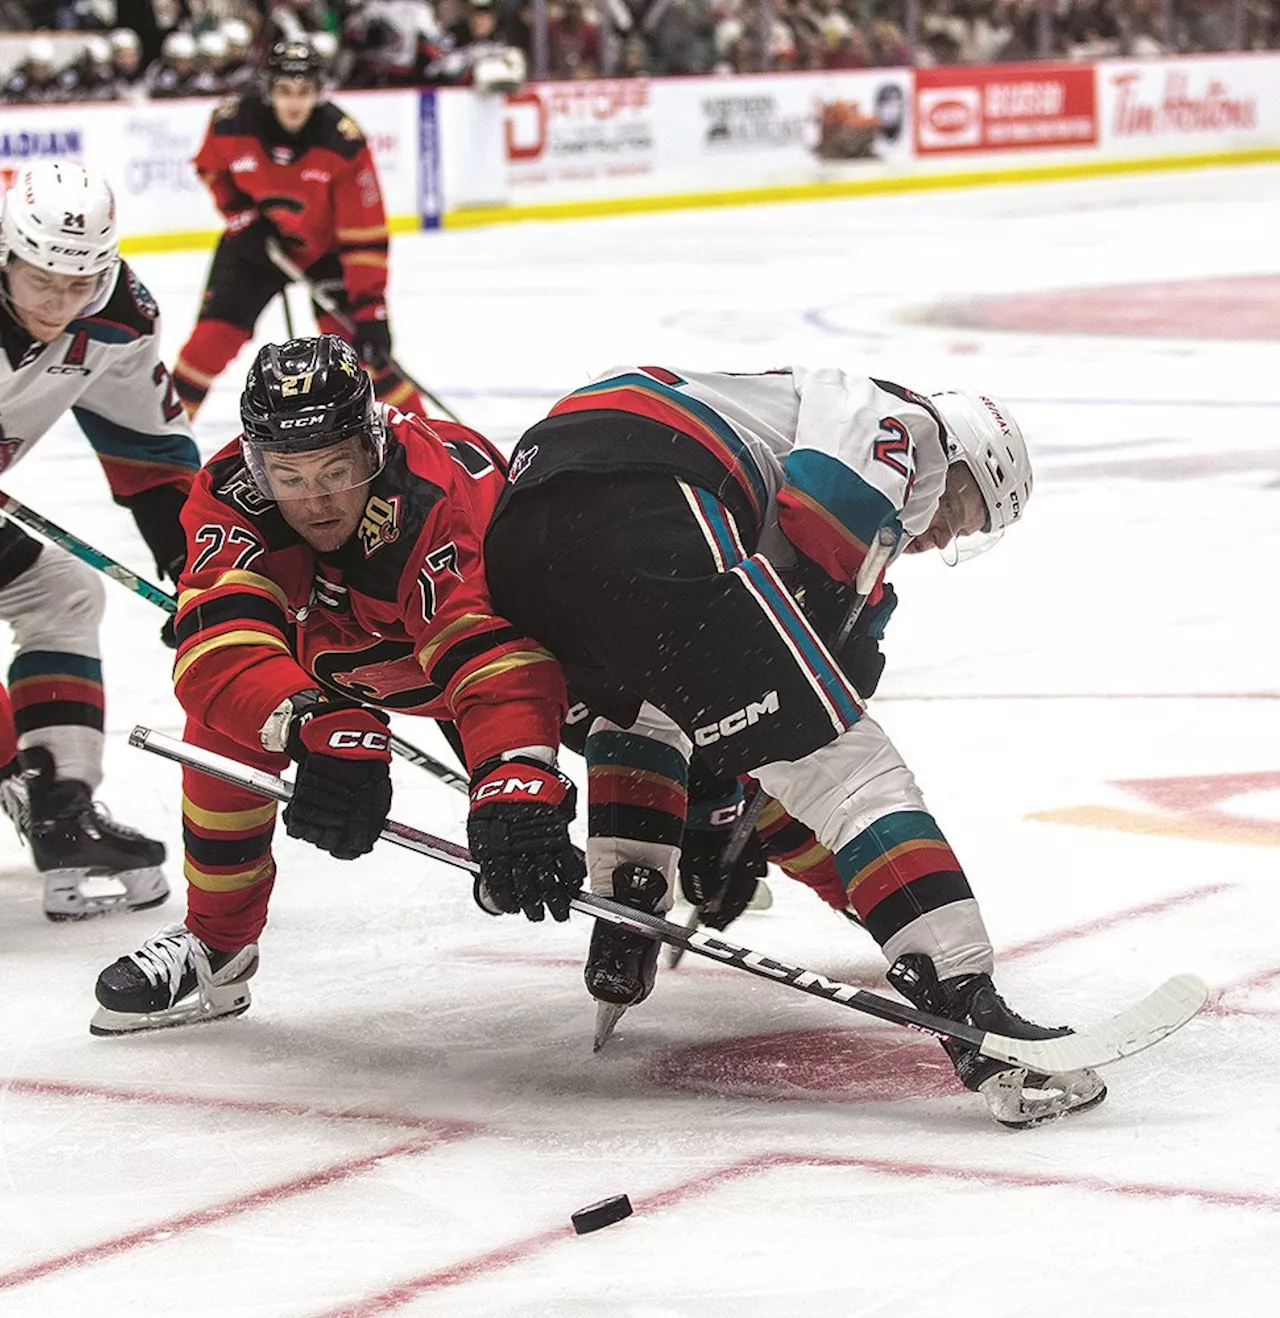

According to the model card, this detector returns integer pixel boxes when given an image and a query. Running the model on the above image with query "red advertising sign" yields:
[915,63,1096,154]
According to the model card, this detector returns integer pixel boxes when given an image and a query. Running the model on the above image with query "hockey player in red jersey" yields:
[172,38,426,420]
[1,160,200,920]
[91,335,580,1035]
[481,365,1104,1127]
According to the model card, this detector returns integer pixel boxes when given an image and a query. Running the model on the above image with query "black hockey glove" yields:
[282,693,392,860]
[832,582,897,699]
[352,311,393,372]
[679,778,768,932]
[467,756,585,922]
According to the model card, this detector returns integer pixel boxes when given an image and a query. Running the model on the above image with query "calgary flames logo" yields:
[357,493,400,558]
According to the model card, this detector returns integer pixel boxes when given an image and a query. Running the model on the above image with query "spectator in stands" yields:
[75,33,122,100]
[343,0,443,87]
[109,27,151,96]
[546,0,602,78]
[870,17,912,65]
[220,17,259,88]
[148,28,199,96]
[193,28,230,94]
[3,37,63,104]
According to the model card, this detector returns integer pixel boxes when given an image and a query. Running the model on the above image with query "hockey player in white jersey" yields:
[482,365,1103,1127]
[0,160,200,919]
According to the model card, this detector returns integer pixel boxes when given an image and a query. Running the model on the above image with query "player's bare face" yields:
[269,78,319,133]
[263,437,374,552]
[905,464,987,556]
[6,259,100,342]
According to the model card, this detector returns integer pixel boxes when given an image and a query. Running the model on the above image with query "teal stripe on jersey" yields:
[585,730,691,785]
[10,650,103,683]
[834,810,948,876]
[690,486,743,568]
[735,557,861,728]
[783,448,899,549]
[72,407,201,469]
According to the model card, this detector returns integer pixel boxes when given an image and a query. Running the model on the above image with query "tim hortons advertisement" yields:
[1097,55,1280,155]
[915,62,1097,155]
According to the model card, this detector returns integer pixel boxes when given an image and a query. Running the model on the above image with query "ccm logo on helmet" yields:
[694,691,780,747]
[279,414,326,429]
[473,776,547,800]
[327,730,390,752]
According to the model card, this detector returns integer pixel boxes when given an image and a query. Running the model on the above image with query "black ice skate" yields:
[12,747,169,920]
[91,923,259,1036]
[887,953,1107,1129]
[586,862,668,1051]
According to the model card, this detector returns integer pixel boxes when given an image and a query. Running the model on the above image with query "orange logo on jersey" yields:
[358,494,400,557]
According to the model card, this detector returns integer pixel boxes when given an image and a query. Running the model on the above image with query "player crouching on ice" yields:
[0,161,200,919]
[480,365,1104,1128]
[91,335,581,1035]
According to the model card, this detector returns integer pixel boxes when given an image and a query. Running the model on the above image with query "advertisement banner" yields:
[1097,55,1280,155]
[500,69,912,205]
[915,63,1097,155]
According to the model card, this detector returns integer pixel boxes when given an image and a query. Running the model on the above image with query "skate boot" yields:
[585,862,668,1051]
[91,923,259,1036]
[887,953,1107,1129]
[17,747,169,921]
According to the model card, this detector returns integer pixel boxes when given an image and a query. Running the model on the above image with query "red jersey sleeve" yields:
[193,100,255,222]
[331,125,390,316]
[391,418,567,769]
[171,448,313,746]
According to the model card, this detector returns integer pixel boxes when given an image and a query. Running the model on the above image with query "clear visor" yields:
[908,461,1003,566]
[242,428,384,502]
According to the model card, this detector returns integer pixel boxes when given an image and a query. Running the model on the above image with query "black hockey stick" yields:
[667,524,900,968]
[0,492,467,792]
[264,240,462,425]
[129,724,1210,1075]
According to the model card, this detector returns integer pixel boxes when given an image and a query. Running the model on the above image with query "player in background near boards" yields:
[0,161,199,920]
[91,335,579,1036]
[172,38,427,422]
[480,365,1104,1128]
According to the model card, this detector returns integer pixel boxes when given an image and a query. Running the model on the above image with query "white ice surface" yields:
[2,166,1279,1316]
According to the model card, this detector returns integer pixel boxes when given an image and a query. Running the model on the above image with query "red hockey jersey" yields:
[194,91,389,315]
[172,410,567,769]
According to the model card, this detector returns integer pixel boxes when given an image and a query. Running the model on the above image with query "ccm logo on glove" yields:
[326,729,390,752]
[472,774,552,801]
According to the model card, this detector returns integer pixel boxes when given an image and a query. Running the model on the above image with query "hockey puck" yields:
[571,1194,633,1234]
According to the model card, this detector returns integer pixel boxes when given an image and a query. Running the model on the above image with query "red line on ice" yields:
[307,1151,1280,1317]
[0,1133,465,1292]
[1001,881,1233,964]
[3,1076,479,1133]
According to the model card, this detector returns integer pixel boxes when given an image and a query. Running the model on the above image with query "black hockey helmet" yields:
[265,37,324,86]
[240,335,386,501]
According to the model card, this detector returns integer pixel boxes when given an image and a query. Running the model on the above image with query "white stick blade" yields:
[979,974,1209,1073]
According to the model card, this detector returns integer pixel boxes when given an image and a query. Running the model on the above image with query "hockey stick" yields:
[0,492,467,792]
[129,724,1210,1075]
[667,525,900,969]
[280,285,297,339]
[264,240,462,425]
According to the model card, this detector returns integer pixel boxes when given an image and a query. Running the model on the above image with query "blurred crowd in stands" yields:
[2,0,1277,102]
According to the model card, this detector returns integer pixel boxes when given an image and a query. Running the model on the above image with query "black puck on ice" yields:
[571,1194,633,1235]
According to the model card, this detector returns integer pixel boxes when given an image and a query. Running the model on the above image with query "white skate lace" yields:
[128,926,214,1002]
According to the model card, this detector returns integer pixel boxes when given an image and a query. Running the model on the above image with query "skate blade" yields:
[747,880,773,911]
[981,1067,1108,1129]
[593,1002,628,1052]
[89,981,253,1037]
[44,867,170,922]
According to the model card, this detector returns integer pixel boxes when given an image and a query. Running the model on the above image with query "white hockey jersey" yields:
[0,261,199,497]
[520,364,949,590]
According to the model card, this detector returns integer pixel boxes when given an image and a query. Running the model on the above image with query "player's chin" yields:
[299,521,350,552]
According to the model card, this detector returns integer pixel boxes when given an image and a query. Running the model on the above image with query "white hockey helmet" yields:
[928,390,1032,561]
[162,30,197,62]
[0,161,121,319]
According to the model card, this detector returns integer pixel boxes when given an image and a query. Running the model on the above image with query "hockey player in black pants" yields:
[479,364,1104,1128]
